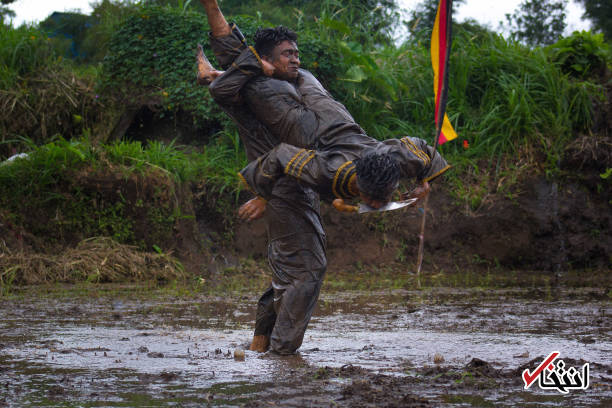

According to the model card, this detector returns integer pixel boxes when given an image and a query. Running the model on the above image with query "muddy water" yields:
[0,287,610,407]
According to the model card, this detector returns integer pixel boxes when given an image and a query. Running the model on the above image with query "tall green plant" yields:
[448,30,595,157]
[0,23,56,88]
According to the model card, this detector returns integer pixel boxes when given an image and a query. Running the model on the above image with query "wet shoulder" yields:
[247,76,298,98]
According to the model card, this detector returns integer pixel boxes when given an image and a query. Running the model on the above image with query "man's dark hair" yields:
[355,152,401,201]
[254,26,298,58]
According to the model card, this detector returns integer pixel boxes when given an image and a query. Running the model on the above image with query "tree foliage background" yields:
[504,0,567,46]
[0,0,16,22]
[404,0,465,39]
[578,0,612,42]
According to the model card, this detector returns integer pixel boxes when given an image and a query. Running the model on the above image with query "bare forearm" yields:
[199,0,231,37]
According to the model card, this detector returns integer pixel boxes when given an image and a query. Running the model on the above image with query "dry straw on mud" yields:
[0,68,106,153]
[0,237,184,285]
[565,135,612,167]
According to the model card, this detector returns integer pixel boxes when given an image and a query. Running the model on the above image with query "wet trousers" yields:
[253,179,327,354]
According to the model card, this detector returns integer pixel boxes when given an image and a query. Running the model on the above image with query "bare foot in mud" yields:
[196,44,222,85]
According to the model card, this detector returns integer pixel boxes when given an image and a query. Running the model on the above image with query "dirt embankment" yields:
[1,147,610,283]
[233,170,611,275]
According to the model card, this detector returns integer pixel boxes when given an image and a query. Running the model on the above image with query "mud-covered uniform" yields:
[208,40,450,201]
[239,137,450,202]
[209,38,362,152]
[208,25,326,354]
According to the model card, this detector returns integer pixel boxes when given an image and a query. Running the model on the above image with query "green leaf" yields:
[321,17,351,36]
[342,65,367,82]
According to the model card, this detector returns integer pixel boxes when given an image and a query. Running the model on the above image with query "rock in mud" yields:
[234,349,245,361]
[465,358,500,377]
[160,371,179,381]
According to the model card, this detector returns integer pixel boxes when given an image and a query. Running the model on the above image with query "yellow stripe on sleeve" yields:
[340,165,356,197]
[284,149,307,175]
[332,161,353,198]
[423,164,452,182]
[296,152,315,179]
[237,172,255,194]
[249,45,263,66]
[401,137,431,165]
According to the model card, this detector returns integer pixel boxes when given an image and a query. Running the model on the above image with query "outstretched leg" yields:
[199,0,231,37]
[196,44,223,85]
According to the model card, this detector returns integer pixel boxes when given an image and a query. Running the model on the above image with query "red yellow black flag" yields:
[431,0,457,145]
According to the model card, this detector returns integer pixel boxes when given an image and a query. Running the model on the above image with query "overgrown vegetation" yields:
[0,23,105,155]
[0,0,610,284]
[0,136,244,249]
[99,5,229,129]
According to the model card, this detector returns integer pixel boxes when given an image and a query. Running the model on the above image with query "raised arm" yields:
[199,0,231,37]
[199,0,251,69]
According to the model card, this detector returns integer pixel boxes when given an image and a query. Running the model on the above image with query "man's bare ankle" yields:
[249,335,270,353]
[196,45,215,85]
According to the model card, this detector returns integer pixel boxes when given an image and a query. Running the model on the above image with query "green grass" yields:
[0,134,246,248]
[0,23,56,88]
[1,132,246,194]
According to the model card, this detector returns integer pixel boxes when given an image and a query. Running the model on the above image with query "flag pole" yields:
[416,0,453,280]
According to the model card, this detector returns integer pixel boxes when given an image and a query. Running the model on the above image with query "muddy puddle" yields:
[0,286,610,407]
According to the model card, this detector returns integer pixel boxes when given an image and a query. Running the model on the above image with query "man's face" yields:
[265,40,300,81]
[359,190,393,210]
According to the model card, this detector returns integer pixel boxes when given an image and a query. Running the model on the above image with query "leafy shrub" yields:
[546,31,611,80]
[100,5,262,132]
